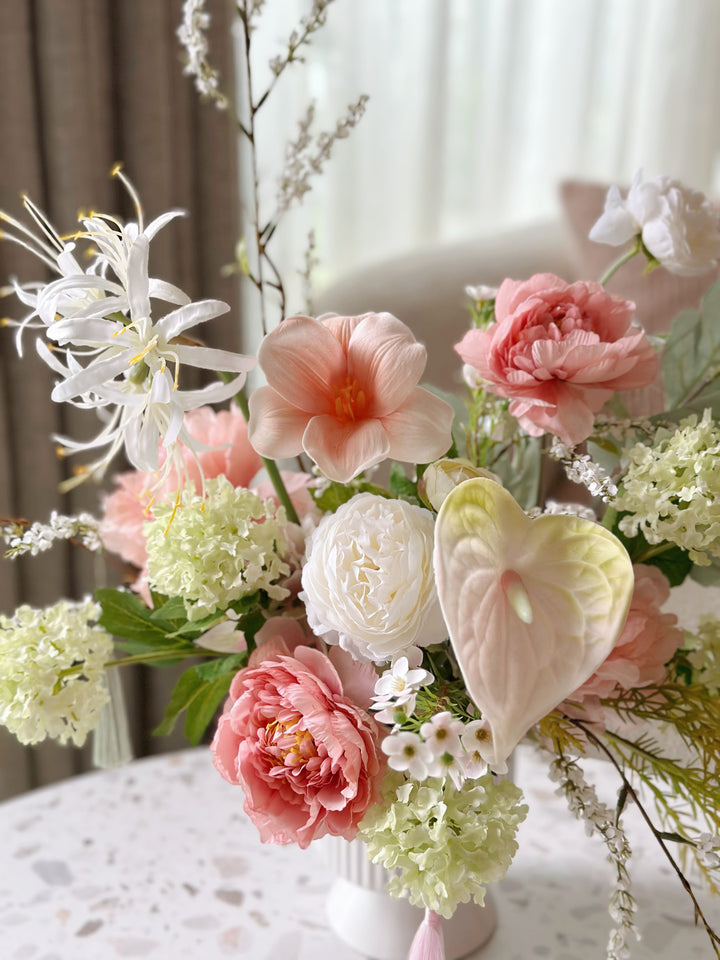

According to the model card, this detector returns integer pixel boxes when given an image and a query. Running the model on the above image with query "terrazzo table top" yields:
[1,744,718,960]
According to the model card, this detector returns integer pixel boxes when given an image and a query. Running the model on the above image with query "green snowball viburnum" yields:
[358,771,528,918]
[145,476,291,621]
[617,409,720,565]
[0,599,112,746]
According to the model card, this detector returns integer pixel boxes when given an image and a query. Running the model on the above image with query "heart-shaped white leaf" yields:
[433,478,633,768]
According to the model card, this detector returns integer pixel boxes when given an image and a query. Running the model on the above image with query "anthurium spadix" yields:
[433,478,633,769]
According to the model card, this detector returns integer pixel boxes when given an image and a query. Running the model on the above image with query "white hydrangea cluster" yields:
[0,600,112,746]
[145,476,291,621]
[1,512,101,558]
[549,756,638,960]
[616,410,720,564]
[358,771,527,918]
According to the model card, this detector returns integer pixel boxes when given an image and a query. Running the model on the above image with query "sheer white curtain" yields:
[239,0,720,323]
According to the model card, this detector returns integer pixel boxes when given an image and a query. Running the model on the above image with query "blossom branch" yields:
[570,719,720,957]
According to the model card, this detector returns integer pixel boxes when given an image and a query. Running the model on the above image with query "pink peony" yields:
[571,565,684,702]
[211,645,384,848]
[455,274,658,446]
[248,313,454,482]
[99,404,262,569]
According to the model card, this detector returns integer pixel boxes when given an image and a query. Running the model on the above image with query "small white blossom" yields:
[465,284,497,302]
[177,0,227,108]
[382,731,434,780]
[420,711,464,758]
[696,833,720,869]
[549,437,618,500]
[460,719,500,777]
[2,512,101,558]
[590,169,720,277]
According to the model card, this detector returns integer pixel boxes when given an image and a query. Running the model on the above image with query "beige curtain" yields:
[0,0,241,799]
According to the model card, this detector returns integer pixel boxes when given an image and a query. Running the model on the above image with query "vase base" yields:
[326,877,497,960]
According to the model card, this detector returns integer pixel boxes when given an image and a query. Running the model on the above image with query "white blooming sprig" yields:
[1,512,101,558]
[616,409,720,565]
[276,95,370,214]
[0,600,113,746]
[697,833,720,870]
[177,0,228,108]
[549,754,639,960]
[2,168,256,489]
[549,437,619,501]
[265,0,336,84]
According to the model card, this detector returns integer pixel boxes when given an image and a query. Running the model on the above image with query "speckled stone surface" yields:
[1,745,718,960]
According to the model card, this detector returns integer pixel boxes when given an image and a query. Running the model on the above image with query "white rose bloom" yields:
[589,169,720,277]
[300,492,446,662]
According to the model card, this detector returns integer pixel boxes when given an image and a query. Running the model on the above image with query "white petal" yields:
[171,344,256,372]
[155,299,230,341]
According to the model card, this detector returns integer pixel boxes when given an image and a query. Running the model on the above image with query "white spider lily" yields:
[2,167,256,487]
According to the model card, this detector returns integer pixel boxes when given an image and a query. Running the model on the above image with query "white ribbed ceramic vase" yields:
[322,836,497,960]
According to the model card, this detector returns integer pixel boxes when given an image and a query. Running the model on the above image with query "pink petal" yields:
[302,415,390,482]
[381,387,454,464]
[258,315,347,413]
[346,313,427,416]
[328,647,379,710]
[248,385,310,458]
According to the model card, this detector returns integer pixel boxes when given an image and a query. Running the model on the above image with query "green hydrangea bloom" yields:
[686,614,720,693]
[616,409,720,565]
[146,476,291,620]
[358,772,528,918]
[0,599,112,746]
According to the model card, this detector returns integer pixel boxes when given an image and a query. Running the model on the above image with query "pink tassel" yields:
[407,908,446,960]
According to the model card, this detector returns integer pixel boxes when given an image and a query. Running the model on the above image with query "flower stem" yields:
[599,239,641,286]
[634,541,676,563]
[233,388,300,525]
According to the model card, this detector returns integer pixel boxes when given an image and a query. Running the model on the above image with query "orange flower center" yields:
[266,716,318,768]
[332,376,368,423]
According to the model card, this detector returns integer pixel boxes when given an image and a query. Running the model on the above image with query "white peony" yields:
[589,169,720,277]
[300,492,447,662]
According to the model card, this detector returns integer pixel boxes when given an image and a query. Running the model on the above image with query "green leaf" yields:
[312,481,357,513]
[389,463,421,504]
[153,654,245,744]
[662,282,720,409]
[150,596,188,622]
[96,588,173,642]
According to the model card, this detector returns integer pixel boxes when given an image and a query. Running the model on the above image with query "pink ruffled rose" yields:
[99,404,262,568]
[455,274,658,446]
[248,313,454,482]
[571,565,683,702]
[211,646,384,848]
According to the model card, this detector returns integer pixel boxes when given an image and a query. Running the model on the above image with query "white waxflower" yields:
[589,169,720,277]
[460,719,502,777]
[300,493,446,663]
[371,654,433,724]
[420,711,464,758]
[0,600,113,746]
[382,731,434,780]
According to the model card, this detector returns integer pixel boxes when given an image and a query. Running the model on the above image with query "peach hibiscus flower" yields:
[248,313,454,482]
[99,403,261,568]
[211,645,384,848]
[570,564,684,702]
[455,274,658,446]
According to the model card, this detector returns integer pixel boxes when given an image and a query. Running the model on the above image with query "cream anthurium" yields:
[433,477,634,769]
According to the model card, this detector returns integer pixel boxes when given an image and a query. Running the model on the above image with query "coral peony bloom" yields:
[571,565,684,702]
[455,274,658,446]
[211,646,384,848]
[99,403,261,568]
[248,313,454,482]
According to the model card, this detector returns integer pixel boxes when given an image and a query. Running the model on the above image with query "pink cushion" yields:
[560,180,719,335]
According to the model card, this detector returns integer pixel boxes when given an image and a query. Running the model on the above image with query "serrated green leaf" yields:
[312,481,357,513]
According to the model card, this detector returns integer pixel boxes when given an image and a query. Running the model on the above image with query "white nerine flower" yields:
[382,731,434,780]
[300,493,446,663]
[2,170,255,488]
[0,600,112,746]
[590,169,720,277]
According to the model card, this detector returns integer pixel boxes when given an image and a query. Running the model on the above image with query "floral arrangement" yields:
[2,4,720,959]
